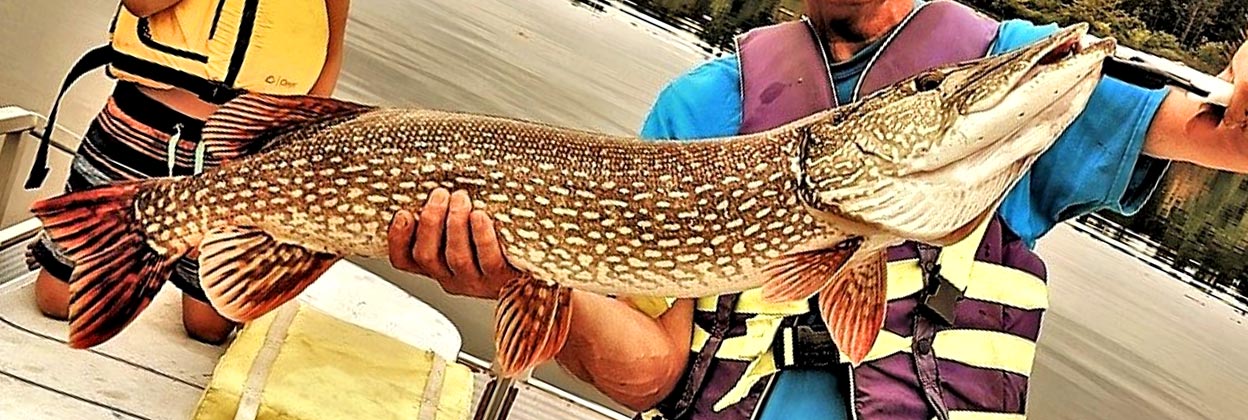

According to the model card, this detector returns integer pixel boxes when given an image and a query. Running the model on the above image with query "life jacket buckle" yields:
[920,271,962,326]
[773,319,841,369]
[916,244,962,326]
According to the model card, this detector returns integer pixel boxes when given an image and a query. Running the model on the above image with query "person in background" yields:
[388,0,1248,418]
[28,0,350,344]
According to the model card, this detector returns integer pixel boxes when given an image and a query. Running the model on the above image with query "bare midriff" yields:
[135,84,218,121]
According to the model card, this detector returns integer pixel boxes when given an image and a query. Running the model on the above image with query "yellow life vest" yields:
[107,0,330,101]
[24,0,330,191]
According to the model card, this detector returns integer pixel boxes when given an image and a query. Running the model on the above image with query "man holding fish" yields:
[386,0,1248,419]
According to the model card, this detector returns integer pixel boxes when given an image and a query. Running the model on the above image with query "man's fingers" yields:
[414,188,454,280]
[471,210,517,281]
[1220,49,1248,128]
[387,210,419,271]
[444,190,482,279]
[1222,78,1248,129]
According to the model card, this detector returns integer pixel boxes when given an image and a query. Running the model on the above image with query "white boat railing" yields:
[0,106,78,231]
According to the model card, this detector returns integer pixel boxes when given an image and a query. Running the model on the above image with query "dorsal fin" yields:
[201,94,375,165]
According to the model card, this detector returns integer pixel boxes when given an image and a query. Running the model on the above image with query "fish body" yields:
[32,23,1114,377]
[162,110,830,297]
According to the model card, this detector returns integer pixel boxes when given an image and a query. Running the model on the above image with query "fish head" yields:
[796,23,1115,245]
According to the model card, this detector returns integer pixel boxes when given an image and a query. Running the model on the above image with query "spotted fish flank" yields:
[30,24,1113,378]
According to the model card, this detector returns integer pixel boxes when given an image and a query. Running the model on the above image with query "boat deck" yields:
[0,221,628,420]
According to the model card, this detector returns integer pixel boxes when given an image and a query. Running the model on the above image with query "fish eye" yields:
[915,72,945,92]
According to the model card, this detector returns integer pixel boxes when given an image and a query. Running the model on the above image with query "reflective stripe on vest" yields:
[693,217,1040,411]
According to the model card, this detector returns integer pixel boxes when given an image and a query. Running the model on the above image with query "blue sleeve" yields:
[992,20,1171,246]
[639,55,744,141]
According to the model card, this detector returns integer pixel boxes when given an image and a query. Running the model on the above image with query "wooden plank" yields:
[0,274,224,388]
[0,275,216,419]
[0,373,143,420]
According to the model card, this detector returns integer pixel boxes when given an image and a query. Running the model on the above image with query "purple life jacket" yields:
[636,2,1051,420]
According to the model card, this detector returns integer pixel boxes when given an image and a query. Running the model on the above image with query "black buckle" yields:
[774,323,840,369]
[920,273,962,326]
[916,244,962,326]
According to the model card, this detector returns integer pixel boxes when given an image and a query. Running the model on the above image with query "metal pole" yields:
[472,367,529,420]
[473,376,520,420]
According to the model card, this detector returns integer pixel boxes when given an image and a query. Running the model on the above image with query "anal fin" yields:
[818,251,888,366]
[760,237,863,303]
[199,228,341,322]
[493,275,574,378]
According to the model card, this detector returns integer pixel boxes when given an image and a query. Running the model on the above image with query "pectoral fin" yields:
[818,251,887,366]
[493,275,574,378]
[760,237,863,303]
[199,228,340,322]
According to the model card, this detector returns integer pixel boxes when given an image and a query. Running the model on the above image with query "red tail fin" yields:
[30,181,182,348]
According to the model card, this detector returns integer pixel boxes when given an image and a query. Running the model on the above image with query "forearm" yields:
[1143,90,1248,173]
[120,0,182,17]
[309,0,349,97]
[555,292,693,411]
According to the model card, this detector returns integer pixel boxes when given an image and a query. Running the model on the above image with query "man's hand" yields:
[1188,42,1248,135]
[387,188,520,300]
[1144,42,1248,173]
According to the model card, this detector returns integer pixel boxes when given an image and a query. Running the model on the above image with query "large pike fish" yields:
[31,24,1112,377]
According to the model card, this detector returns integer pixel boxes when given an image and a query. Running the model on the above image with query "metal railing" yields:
[0,106,78,230]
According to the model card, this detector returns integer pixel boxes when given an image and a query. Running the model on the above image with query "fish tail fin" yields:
[493,275,574,378]
[29,180,182,348]
[819,251,888,366]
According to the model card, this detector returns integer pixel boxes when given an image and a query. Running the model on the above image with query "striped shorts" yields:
[27,82,210,303]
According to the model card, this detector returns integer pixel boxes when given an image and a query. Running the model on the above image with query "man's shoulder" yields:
[992,19,1060,54]
[641,54,743,139]
[659,54,742,107]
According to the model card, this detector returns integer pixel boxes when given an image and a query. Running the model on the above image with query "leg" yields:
[34,269,69,321]
[29,234,76,321]
[181,295,237,345]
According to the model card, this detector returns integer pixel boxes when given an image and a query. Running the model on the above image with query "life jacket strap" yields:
[25,45,114,190]
[772,314,840,369]
[655,293,740,419]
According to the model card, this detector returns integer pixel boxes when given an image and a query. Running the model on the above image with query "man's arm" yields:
[1143,45,1248,173]
[386,188,693,410]
[309,0,349,97]
[120,0,182,17]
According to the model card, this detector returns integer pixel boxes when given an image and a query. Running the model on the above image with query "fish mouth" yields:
[1018,30,1116,93]
[911,24,1116,177]
[825,25,1116,243]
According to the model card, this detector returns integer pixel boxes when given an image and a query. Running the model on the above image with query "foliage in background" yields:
[625,0,1245,72]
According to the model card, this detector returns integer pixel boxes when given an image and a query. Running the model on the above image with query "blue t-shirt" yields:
[637,19,1170,419]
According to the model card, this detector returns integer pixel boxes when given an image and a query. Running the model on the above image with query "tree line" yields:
[625,0,1247,73]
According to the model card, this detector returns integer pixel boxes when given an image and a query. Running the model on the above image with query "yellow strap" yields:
[832,329,1037,376]
[886,261,1048,310]
[707,327,1041,411]
[713,350,777,411]
[695,288,809,315]
[931,330,1037,376]
[937,218,994,290]
[233,303,299,420]
[944,411,1026,420]
[690,314,787,360]
[625,296,679,318]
